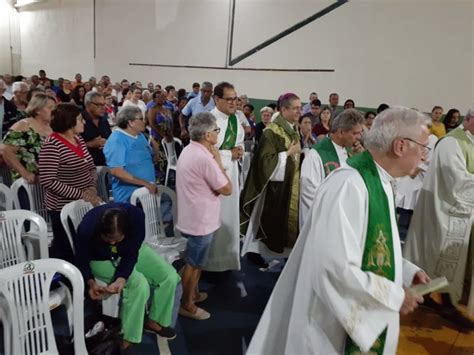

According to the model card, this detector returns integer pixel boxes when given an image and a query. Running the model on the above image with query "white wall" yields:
[0,0,21,75]
[19,0,94,79]
[13,0,474,112]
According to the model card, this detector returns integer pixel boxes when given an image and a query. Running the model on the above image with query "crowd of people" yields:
[0,69,472,353]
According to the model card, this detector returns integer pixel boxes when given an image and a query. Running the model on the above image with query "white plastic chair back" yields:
[0,258,87,355]
[130,186,186,263]
[11,178,50,225]
[0,210,48,269]
[60,200,119,317]
[96,166,111,202]
[161,137,182,187]
[0,183,14,211]
[0,295,11,355]
[60,199,94,254]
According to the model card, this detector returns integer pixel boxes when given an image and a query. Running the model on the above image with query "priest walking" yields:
[241,93,302,258]
[203,82,244,272]
[299,108,365,228]
[405,105,474,325]
[248,107,431,355]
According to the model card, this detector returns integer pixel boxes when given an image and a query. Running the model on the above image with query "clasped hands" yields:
[88,277,126,301]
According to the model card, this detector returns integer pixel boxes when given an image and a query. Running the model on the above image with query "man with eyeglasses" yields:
[201,81,245,272]
[241,93,302,264]
[248,107,430,355]
[405,105,474,329]
[81,91,112,166]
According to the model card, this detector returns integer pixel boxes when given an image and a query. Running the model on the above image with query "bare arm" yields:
[109,167,157,193]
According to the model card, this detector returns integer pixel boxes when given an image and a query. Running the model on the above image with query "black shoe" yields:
[439,307,474,330]
[145,325,177,340]
[246,252,268,268]
[420,296,444,311]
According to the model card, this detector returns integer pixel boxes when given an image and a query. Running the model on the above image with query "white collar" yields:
[117,128,138,139]
[331,139,346,152]
[375,161,394,184]
[212,107,230,119]
[459,125,474,143]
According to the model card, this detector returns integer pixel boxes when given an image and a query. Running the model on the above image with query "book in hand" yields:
[409,276,449,296]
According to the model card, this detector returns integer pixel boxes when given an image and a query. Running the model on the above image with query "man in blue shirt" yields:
[104,106,157,203]
[186,82,200,99]
[179,81,215,139]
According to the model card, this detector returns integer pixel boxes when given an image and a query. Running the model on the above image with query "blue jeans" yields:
[182,233,214,268]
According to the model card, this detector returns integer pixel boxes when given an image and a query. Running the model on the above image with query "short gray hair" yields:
[117,106,142,129]
[260,106,274,114]
[201,81,213,90]
[12,81,27,93]
[84,91,103,105]
[330,109,365,133]
[364,107,431,153]
[189,112,216,141]
[465,105,474,121]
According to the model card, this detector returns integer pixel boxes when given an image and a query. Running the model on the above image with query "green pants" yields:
[90,244,181,343]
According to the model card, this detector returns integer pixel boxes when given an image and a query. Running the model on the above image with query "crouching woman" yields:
[75,202,181,350]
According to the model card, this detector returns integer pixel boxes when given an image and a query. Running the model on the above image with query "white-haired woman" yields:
[255,106,273,143]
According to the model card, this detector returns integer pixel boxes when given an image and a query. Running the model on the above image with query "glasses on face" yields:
[209,127,221,134]
[403,137,431,153]
[91,102,106,107]
[221,96,238,103]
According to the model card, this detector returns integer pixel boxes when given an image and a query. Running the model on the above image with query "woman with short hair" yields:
[176,112,232,320]
[39,103,101,261]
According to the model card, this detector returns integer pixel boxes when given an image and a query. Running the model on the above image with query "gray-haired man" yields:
[81,91,112,165]
[299,109,365,228]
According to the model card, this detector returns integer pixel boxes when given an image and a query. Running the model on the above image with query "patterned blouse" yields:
[3,126,44,181]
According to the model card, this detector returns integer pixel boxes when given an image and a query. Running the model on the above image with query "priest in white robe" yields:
[203,82,244,272]
[247,107,431,355]
[405,106,474,321]
[299,109,365,228]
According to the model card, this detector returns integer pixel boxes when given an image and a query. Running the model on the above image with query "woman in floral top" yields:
[1,93,55,183]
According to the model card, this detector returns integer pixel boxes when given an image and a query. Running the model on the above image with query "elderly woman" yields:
[255,106,273,144]
[11,81,29,118]
[1,93,55,183]
[104,106,157,203]
[176,112,232,320]
[75,203,181,349]
[39,103,101,262]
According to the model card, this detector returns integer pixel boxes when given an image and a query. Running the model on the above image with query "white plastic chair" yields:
[0,295,11,355]
[0,258,87,355]
[60,199,120,318]
[0,210,72,330]
[0,183,13,211]
[0,210,48,269]
[130,185,187,264]
[161,137,182,187]
[96,166,112,202]
[11,178,53,251]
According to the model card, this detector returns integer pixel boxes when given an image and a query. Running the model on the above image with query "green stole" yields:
[344,151,396,355]
[313,137,342,177]
[220,114,238,149]
[444,127,474,173]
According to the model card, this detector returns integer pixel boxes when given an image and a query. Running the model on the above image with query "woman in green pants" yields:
[75,202,181,350]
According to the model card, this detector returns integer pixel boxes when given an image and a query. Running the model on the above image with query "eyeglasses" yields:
[220,96,238,103]
[91,102,106,107]
[402,137,431,152]
[209,128,221,134]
